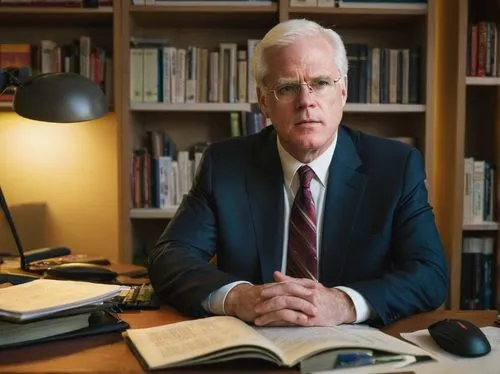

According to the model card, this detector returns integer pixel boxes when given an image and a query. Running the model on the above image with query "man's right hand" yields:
[224,281,317,325]
[224,283,264,322]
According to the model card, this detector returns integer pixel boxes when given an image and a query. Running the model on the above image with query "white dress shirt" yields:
[202,133,373,323]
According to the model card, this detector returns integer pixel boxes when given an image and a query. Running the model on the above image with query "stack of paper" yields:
[0,279,123,322]
[0,279,124,348]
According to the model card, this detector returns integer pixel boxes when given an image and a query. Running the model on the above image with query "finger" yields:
[255,295,317,316]
[254,309,312,327]
[273,271,318,288]
[260,281,313,299]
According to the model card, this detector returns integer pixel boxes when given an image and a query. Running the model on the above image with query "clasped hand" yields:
[224,271,356,327]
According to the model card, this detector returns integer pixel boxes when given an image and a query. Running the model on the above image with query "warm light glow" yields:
[0,111,119,261]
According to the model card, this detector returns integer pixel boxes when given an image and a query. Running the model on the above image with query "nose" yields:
[296,83,316,108]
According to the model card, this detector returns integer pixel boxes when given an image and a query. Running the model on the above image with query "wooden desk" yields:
[0,308,497,373]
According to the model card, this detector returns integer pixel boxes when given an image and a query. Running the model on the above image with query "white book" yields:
[172,161,181,205]
[130,48,144,102]
[237,50,248,103]
[40,40,57,74]
[186,46,197,103]
[158,156,173,208]
[388,49,399,104]
[401,49,410,104]
[247,39,260,103]
[463,157,474,224]
[177,48,187,103]
[199,48,209,102]
[79,35,91,79]
[0,279,122,322]
[370,47,380,104]
[471,160,486,223]
[219,43,237,103]
[177,151,190,198]
[209,51,219,102]
[143,48,159,102]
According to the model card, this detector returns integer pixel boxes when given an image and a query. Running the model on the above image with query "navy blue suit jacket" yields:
[149,125,449,326]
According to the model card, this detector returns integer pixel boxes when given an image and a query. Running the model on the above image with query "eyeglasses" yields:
[267,75,344,104]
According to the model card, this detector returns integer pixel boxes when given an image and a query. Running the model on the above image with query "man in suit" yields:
[149,19,448,327]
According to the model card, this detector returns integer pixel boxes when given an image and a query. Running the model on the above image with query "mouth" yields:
[294,120,320,126]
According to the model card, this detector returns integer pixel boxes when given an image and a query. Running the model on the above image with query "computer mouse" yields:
[428,318,491,357]
[45,263,117,283]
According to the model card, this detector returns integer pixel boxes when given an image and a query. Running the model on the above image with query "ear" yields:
[341,75,348,107]
[257,87,269,117]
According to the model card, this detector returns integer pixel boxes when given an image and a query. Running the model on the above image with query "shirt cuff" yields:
[335,286,373,323]
[202,281,252,315]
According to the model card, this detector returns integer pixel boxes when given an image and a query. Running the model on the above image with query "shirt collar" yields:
[277,132,338,190]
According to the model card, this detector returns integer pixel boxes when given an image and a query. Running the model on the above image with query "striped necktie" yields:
[286,165,318,280]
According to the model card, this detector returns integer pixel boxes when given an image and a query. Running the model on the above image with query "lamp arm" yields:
[0,185,29,271]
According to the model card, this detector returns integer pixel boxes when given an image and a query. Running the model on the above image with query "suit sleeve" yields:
[346,149,449,326]
[148,148,241,317]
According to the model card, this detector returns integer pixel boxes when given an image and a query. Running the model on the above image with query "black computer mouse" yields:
[45,263,117,283]
[428,318,491,357]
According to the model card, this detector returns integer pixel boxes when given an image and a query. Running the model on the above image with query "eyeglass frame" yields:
[266,75,345,104]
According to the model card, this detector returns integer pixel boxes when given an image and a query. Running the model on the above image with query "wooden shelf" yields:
[288,6,426,28]
[129,4,278,28]
[130,102,252,112]
[463,222,500,231]
[130,207,178,219]
[130,102,425,113]
[0,7,113,26]
[466,77,500,86]
[344,103,425,113]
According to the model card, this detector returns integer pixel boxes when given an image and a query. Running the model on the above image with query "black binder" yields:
[0,310,129,350]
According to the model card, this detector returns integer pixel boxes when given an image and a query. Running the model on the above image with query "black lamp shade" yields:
[12,72,108,123]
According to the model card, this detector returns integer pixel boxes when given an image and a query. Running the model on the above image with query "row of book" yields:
[130,130,417,210]
[463,158,494,225]
[467,21,499,77]
[131,131,208,209]
[229,104,268,138]
[460,236,494,310]
[0,39,113,104]
[130,40,259,104]
[346,44,421,104]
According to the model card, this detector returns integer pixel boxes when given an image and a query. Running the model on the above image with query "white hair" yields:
[252,19,348,90]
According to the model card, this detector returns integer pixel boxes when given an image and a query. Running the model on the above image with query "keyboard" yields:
[114,283,160,310]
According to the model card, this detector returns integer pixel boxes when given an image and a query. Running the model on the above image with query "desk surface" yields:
[0,308,497,374]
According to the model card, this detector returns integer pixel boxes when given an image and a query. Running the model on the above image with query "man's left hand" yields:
[254,271,356,327]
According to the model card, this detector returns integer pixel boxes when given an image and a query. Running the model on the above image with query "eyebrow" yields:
[274,74,334,86]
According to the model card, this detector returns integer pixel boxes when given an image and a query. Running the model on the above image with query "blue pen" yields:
[337,352,374,366]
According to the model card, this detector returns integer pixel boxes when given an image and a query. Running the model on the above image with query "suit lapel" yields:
[320,126,367,284]
[246,128,284,283]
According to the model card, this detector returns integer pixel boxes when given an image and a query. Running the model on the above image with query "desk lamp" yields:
[0,67,108,274]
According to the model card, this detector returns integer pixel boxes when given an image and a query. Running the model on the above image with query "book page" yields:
[0,279,123,321]
[256,324,432,367]
[126,316,284,369]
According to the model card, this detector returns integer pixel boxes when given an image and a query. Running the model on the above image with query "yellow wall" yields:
[0,111,119,261]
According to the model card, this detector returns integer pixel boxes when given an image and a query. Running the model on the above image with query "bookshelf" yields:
[119,0,440,268]
[435,0,500,310]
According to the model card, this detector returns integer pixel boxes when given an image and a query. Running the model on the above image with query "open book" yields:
[0,279,123,322]
[125,316,434,370]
